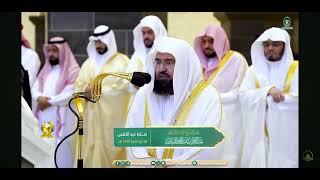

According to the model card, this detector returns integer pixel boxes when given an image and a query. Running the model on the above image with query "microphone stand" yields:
[54,94,97,168]
[73,95,84,168]
[54,72,140,168]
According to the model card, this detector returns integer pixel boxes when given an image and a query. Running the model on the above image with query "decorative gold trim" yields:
[253,60,298,139]
[283,61,298,94]
[144,80,210,159]
[207,50,234,84]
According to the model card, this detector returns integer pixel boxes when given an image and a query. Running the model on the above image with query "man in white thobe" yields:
[72,25,131,168]
[126,37,224,167]
[239,27,298,168]
[126,15,167,94]
[32,37,80,168]
[194,25,248,167]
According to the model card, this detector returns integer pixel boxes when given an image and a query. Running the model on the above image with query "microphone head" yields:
[133,72,151,84]
[141,73,151,84]
[131,73,147,87]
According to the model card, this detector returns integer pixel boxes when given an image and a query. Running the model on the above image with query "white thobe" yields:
[21,45,41,88]
[32,65,76,168]
[239,65,298,168]
[22,45,41,111]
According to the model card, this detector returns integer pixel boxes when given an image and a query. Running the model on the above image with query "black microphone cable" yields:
[54,95,97,168]
[53,72,150,168]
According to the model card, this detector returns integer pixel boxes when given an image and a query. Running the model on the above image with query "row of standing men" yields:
[21,15,298,168]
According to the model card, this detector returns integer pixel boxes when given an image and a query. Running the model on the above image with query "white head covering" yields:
[127,37,222,159]
[143,36,203,125]
[87,25,117,74]
[251,27,294,89]
[131,15,167,65]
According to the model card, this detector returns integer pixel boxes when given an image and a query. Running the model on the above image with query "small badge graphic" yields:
[303,150,314,162]
[41,122,55,138]
[282,16,293,30]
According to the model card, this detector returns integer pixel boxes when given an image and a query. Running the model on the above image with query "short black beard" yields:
[153,79,174,95]
[267,57,281,62]
[266,49,285,62]
[205,51,216,59]
[97,47,108,55]
[144,40,153,48]
[49,58,59,66]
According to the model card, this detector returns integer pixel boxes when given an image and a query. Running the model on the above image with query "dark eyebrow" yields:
[273,41,283,45]
[155,58,175,61]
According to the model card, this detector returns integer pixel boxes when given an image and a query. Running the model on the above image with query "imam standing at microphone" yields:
[72,25,132,168]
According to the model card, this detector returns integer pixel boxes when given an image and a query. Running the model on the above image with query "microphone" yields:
[131,73,147,87]
[133,72,151,84]
[59,71,151,168]
[73,72,151,101]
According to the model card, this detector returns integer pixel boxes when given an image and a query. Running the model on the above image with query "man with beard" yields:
[32,37,80,168]
[126,37,224,167]
[194,25,248,167]
[194,25,248,92]
[240,27,298,168]
[72,25,132,168]
[126,15,167,93]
